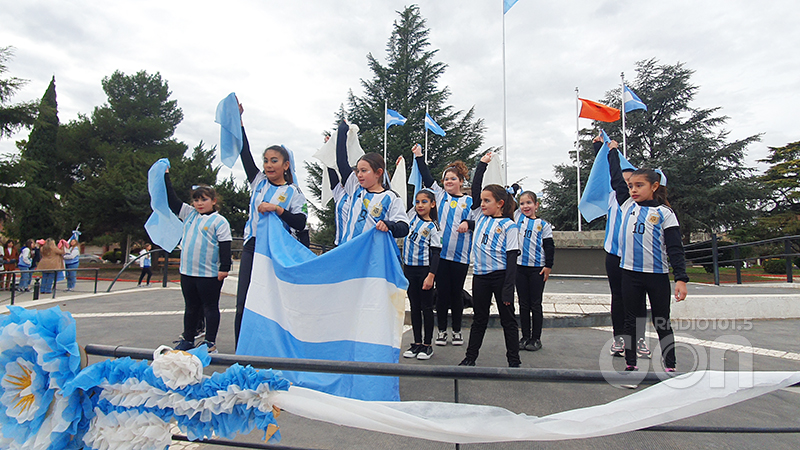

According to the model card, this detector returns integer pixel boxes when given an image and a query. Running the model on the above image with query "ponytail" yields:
[483,184,516,219]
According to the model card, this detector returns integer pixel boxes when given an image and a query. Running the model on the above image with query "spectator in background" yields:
[32,239,44,270]
[17,240,33,292]
[39,238,66,294]
[137,243,153,287]
[3,240,18,290]
[63,239,80,292]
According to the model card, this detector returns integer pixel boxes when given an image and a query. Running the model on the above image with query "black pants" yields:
[466,271,520,365]
[621,269,675,368]
[234,237,256,347]
[515,265,545,341]
[404,265,435,345]
[435,259,469,332]
[138,267,152,285]
[606,253,647,340]
[181,274,223,344]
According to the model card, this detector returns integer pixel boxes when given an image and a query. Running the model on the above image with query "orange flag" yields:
[578,98,620,122]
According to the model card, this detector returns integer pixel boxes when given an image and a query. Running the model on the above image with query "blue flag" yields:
[215,92,243,168]
[425,113,446,136]
[578,131,636,222]
[623,85,647,113]
[385,109,407,129]
[504,0,520,13]
[409,157,423,197]
[144,159,184,252]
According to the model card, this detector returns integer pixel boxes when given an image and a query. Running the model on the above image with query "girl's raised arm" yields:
[335,121,353,184]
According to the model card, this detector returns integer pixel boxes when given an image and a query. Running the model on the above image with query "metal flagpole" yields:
[383,99,388,162]
[424,103,429,164]
[621,72,627,159]
[502,7,508,185]
[575,87,582,232]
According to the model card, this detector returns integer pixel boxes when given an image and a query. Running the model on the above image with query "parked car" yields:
[78,254,104,263]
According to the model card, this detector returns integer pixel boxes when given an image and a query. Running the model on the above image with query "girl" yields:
[515,191,554,352]
[165,174,232,354]
[234,102,308,346]
[411,144,473,346]
[3,240,18,290]
[459,153,521,368]
[17,240,33,292]
[137,243,153,287]
[63,239,80,292]
[609,146,688,372]
[38,238,66,294]
[333,120,409,242]
[401,187,442,360]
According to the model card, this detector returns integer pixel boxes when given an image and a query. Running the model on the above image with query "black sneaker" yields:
[451,332,464,346]
[519,337,529,348]
[458,357,476,366]
[435,331,447,346]
[174,339,194,351]
[508,361,521,368]
[403,344,422,358]
[525,339,542,351]
[416,345,434,360]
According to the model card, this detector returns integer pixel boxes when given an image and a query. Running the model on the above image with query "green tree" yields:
[21,76,59,192]
[0,46,36,139]
[215,174,250,238]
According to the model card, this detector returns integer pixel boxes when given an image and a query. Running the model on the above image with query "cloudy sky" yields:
[1,1,798,211]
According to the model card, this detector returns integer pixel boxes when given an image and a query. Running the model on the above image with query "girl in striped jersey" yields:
[514,191,554,352]
[165,175,232,354]
[234,102,308,347]
[610,147,688,372]
[411,145,472,346]
[595,136,649,358]
[333,121,409,243]
[401,188,442,360]
[459,154,522,367]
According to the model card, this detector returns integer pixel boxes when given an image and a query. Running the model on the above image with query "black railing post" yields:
[162,251,169,288]
[734,247,742,285]
[711,233,720,286]
[94,269,99,294]
[786,238,793,283]
[10,273,15,305]
[454,378,460,450]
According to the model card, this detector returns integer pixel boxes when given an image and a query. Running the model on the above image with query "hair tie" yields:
[654,168,667,187]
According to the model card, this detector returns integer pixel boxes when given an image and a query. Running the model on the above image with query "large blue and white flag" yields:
[145,158,184,252]
[385,109,407,129]
[579,131,636,222]
[623,85,647,113]
[425,113,446,136]
[237,213,408,401]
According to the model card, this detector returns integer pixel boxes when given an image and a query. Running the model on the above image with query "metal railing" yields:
[0,267,101,305]
[84,345,800,449]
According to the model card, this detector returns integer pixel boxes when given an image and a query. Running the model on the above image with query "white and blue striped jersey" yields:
[178,203,233,277]
[618,198,680,274]
[332,184,351,246]
[243,172,307,241]
[429,182,473,264]
[514,210,553,268]
[337,172,408,244]
[603,191,625,256]
[403,212,442,267]
[471,214,519,275]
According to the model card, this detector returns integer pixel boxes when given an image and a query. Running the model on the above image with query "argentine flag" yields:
[237,213,408,401]
[425,113,446,136]
[579,131,636,222]
[385,108,407,129]
[623,86,647,113]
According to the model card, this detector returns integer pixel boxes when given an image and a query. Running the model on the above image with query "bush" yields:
[762,259,787,274]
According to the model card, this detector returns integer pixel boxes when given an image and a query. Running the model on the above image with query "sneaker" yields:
[403,344,422,358]
[416,345,434,360]
[610,336,625,356]
[636,338,651,358]
[519,337,529,348]
[197,340,217,354]
[508,361,521,368]
[624,365,638,371]
[452,332,464,346]
[435,331,447,346]
[525,339,542,352]
[174,339,194,351]
[458,357,476,366]
[194,328,206,341]
[665,367,676,373]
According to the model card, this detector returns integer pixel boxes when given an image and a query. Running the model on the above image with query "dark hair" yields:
[519,190,538,204]
[263,145,293,184]
[357,153,391,190]
[443,160,469,182]
[191,185,221,211]
[482,184,516,219]
[415,189,439,223]
[630,168,670,207]
[24,239,33,248]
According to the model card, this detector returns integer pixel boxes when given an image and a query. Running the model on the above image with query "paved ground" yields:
[3,281,800,449]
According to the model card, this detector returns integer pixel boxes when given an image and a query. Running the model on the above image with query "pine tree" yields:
[22,76,59,191]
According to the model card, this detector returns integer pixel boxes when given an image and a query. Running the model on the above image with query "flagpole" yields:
[424,103,429,164]
[502,4,508,185]
[621,72,627,159]
[575,87,582,232]
[384,99,388,162]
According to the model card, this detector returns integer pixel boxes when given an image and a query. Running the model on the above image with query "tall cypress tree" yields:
[22,76,59,191]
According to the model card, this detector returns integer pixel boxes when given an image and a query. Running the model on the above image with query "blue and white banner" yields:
[237,213,408,401]
[579,131,636,222]
[425,113,446,137]
[623,85,647,113]
[385,109,407,129]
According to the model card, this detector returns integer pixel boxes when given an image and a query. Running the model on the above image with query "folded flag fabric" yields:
[578,98,620,123]
[579,131,635,222]
[408,157,423,198]
[236,213,408,401]
[425,113,446,136]
[385,109,407,129]
[623,86,648,113]
[215,92,243,168]
[144,158,184,253]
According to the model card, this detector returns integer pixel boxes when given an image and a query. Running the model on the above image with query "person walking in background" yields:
[63,239,80,291]
[137,243,153,287]
[2,240,18,290]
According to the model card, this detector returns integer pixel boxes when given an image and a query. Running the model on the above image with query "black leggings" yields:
[435,259,469,332]
[466,271,520,365]
[181,274,223,344]
[515,265,545,341]
[234,237,256,347]
[404,265,435,345]
[621,269,676,368]
[138,267,152,285]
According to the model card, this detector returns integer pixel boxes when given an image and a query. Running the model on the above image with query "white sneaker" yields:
[403,344,422,358]
[435,331,447,346]
[452,332,464,346]
[416,345,433,360]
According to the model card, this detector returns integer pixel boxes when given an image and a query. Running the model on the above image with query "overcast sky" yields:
[2,1,798,211]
